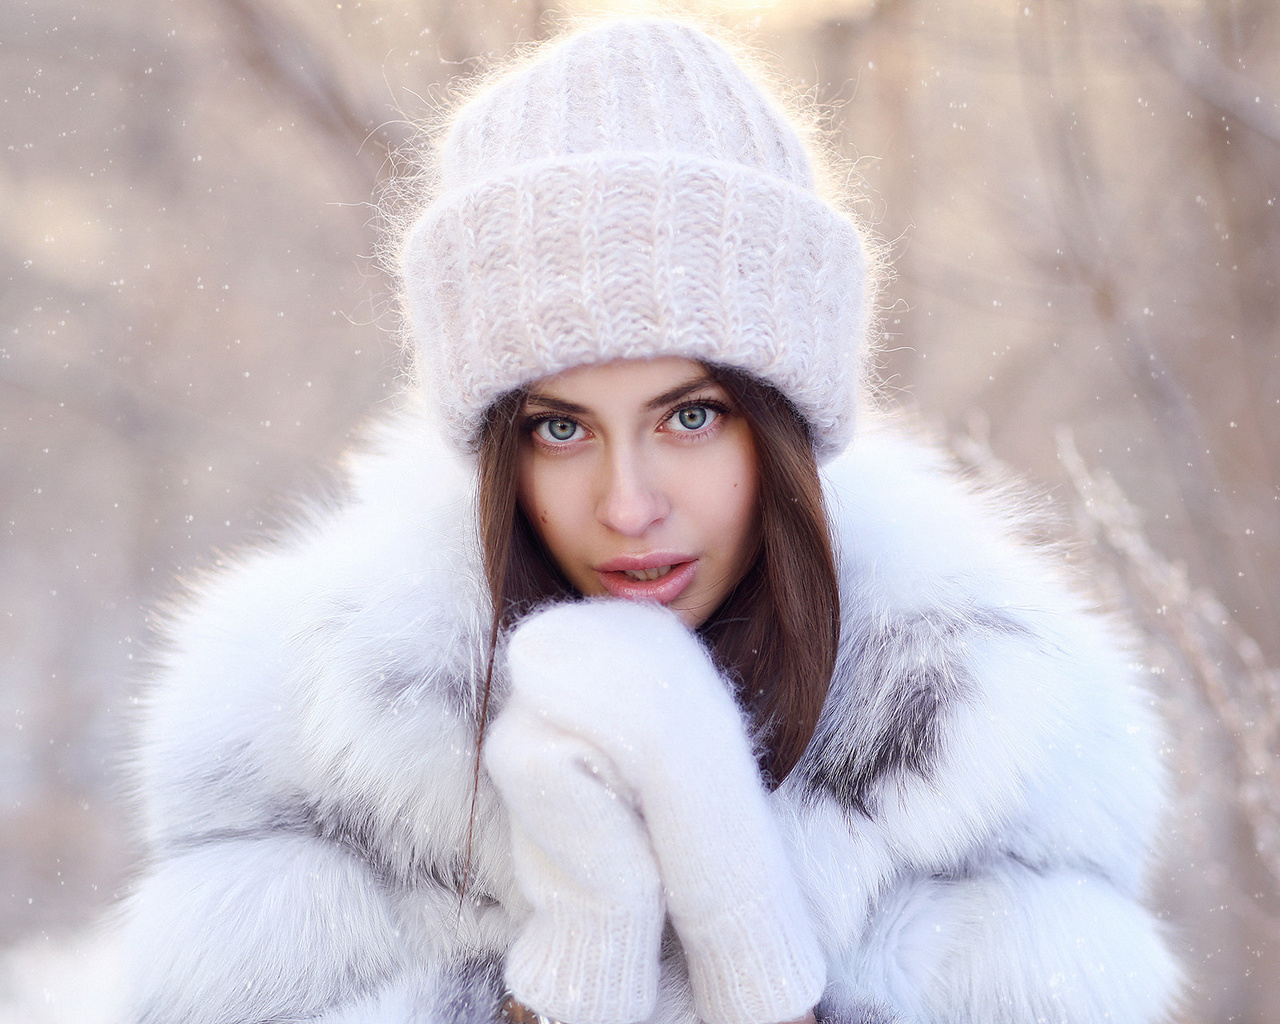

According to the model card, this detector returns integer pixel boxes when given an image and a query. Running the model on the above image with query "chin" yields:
[669,602,709,630]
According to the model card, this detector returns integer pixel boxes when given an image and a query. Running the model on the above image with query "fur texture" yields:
[121,401,1178,1023]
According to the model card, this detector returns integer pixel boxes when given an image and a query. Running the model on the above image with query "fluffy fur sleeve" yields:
[122,407,518,1023]
[783,427,1179,1023]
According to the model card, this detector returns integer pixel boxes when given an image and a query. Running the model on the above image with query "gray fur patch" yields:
[159,813,313,855]
[362,634,488,717]
[161,800,500,908]
[164,738,269,821]
[303,582,491,719]
[800,606,1029,815]
[433,952,506,1024]
[306,801,500,904]
[816,998,904,1024]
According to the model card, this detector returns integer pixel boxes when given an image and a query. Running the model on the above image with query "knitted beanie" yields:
[403,17,870,458]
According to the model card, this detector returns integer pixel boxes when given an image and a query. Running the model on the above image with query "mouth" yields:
[620,564,676,582]
[594,556,697,605]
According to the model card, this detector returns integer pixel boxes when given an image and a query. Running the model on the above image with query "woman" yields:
[123,17,1179,1024]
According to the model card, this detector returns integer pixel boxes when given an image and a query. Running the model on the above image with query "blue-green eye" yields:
[670,405,718,432]
[535,418,582,443]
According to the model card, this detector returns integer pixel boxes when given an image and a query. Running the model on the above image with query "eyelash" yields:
[524,398,730,449]
[528,416,586,447]
[664,399,728,435]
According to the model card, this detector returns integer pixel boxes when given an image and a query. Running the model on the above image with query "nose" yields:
[596,447,670,537]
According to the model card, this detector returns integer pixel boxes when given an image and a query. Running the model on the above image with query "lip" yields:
[596,552,694,573]
[594,554,698,606]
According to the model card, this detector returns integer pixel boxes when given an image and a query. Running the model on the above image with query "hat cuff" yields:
[404,151,867,457]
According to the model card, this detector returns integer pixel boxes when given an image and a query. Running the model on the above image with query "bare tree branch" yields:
[1056,428,1280,909]
[212,0,408,187]
[1015,0,1241,592]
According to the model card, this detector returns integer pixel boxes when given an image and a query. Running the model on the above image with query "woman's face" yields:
[516,357,760,628]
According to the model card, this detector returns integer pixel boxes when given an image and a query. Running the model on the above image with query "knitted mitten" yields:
[484,706,665,1024]
[503,600,826,1024]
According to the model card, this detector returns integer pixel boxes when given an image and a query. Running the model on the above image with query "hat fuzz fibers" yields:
[404,18,870,458]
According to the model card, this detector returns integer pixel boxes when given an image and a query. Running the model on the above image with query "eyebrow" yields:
[522,374,719,417]
[520,394,590,417]
[642,376,720,411]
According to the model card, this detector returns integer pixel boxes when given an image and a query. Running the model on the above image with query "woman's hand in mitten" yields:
[505,600,825,1024]
[483,705,664,1024]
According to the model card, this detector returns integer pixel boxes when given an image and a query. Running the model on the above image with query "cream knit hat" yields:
[403,18,870,458]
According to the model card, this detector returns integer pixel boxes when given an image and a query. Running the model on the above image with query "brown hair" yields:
[473,365,839,786]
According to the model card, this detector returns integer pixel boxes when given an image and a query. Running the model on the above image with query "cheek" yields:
[692,429,760,559]
[725,455,762,555]
[516,454,554,532]
[517,455,586,558]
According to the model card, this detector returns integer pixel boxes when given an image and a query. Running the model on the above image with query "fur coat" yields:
[122,400,1178,1023]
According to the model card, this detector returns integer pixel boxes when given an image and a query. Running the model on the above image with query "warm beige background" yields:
[2,0,1277,1020]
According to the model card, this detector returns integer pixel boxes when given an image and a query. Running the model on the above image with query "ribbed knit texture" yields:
[489,601,827,1024]
[403,18,869,458]
[485,715,666,1024]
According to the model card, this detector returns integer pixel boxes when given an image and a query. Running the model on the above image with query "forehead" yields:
[524,356,713,406]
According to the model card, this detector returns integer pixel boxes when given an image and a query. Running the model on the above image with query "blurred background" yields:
[1,0,1277,1020]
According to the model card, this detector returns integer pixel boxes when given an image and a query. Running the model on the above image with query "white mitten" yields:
[484,706,665,1024]
[505,600,826,1024]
